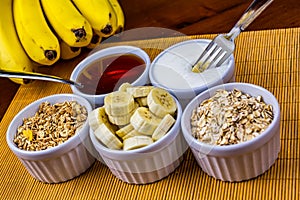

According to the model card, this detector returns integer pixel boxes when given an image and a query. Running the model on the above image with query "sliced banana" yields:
[147,87,177,118]
[104,91,135,116]
[123,135,153,151]
[130,107,161,135]
[152,114,176,141]
[93,123,123,150]
[122,129,143,140]
[107,111,132,126]
[115,124,134,138]
[118,82,132,92]
[88,106,111,131]
[135,97,148,107]
[126,85,154,98]
[90,85,178,151]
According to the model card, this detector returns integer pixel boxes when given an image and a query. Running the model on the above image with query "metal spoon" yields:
[0,69,83,88]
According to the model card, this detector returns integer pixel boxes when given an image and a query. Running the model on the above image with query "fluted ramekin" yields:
[90,97,188,184]
[6,94,96,183]
[181,83,280,182]
[149,39,235,108]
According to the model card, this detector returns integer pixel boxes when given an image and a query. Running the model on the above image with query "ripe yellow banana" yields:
[107,0,125,34]
[0,0,35,84]
[13,0,60,66]
[41,0,93,47]
[86,31,103,49]
[59,40,81,60]
[71,0,116,37]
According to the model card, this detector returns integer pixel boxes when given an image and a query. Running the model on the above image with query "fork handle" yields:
[227,0,274,40]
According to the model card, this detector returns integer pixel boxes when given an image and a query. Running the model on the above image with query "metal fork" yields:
[192,0,274,73]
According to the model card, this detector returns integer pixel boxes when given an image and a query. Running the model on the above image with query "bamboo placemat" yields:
[0,27,299,200]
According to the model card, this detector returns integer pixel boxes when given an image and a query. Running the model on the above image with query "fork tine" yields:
[215,52,231,67]
[199,44,221,70]
[194,41,215,64]
[193,43,217,72]
[205,48,225,70]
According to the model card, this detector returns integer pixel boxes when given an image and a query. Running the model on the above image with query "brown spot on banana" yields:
[72,27,87,42]
[101,24,113,35]
[44,50,57,61]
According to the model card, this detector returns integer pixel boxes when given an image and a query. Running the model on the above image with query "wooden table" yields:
[0,26,299,199]
[1,0,300,121]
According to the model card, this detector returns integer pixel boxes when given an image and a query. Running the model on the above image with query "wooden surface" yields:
[1,0,300,121]
[0,27,299,200]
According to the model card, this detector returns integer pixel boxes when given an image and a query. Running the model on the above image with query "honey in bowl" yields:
[77,53,146,95]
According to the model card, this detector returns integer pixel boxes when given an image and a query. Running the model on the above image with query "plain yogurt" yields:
[149,39,235,107]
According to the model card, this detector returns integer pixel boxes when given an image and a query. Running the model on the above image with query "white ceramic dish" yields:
[149,39,235,108]
[6,94,96,183]
[90,97,188,184]
[70,45,151,107]
[181,82,280,182]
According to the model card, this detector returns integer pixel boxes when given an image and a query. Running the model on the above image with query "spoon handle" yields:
[0,69,83,88]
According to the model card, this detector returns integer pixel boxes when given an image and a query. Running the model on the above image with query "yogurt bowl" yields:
[149,39,235,108]
[70,45,151,107]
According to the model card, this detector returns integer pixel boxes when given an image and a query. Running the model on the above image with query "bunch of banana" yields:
[0,0,35,84]
[0,0,124,84]
[88,83,177,151]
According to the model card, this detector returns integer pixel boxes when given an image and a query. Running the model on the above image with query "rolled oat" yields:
[190,89,274,145]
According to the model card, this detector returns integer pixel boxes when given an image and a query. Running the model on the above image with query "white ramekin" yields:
[149,39,235,108]
[181,82,281,182]
[6,94,96,183]
[70,45,151,107]
[90,97,188,184]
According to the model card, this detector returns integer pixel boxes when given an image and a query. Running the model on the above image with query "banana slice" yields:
[107,110,132,126]
[123,135,153,151]
[147,87,177,118]
[107,102,138,125]
[126,86,154,98]
[135,97,148,107]
[88,106,111,131]
[104,91,135,116]
[116,124,134,138]
[118,82,132,92]
[122,129,143,140]
[152,114,176,141]
[130,107,161,135]
[93,123,123,150]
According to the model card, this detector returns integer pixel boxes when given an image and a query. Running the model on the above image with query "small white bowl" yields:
[70,45,151,107]
[149,39,235,108]
[90,97,188,184]
[6,94,96,183]
[181,82,281,182]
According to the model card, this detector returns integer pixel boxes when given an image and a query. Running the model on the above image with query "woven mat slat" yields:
[0,27,299,200]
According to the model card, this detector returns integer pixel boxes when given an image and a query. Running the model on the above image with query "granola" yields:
[14,101,88,151]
